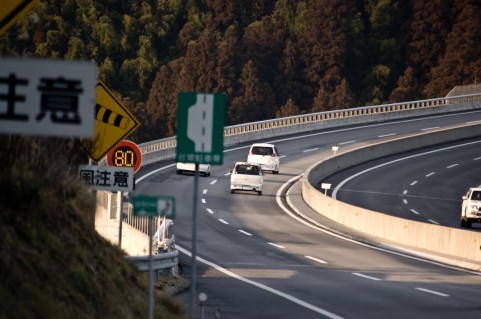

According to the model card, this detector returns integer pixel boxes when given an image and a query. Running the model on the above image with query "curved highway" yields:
[329,137,481,229]
[135,110,481,319]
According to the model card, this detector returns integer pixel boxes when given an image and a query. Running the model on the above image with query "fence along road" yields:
[138,89,481,165]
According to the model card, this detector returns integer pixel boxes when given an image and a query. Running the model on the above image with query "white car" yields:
[247,143,280,174]
[461,187,481,228]
[230,162,263,195]
[176,162,211,176]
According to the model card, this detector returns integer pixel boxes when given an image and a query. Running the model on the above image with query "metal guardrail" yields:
[126,250,179,273]
[138,93,481,165]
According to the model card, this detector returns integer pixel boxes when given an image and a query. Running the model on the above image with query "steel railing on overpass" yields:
[138,92,481,165]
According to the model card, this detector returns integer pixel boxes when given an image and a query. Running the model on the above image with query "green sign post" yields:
[132,195,175,319]
[176,93,225,165]
[176,92,226,319]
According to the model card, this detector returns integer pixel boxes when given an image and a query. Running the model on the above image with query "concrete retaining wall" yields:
[95,191,150,256]
[302,123,481,264]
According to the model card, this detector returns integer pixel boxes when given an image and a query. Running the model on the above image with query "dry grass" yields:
[0,136,187,319]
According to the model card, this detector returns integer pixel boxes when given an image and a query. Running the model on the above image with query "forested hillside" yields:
[2,0,480,142]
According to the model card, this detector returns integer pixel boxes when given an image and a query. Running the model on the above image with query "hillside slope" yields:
[0,136,187,319]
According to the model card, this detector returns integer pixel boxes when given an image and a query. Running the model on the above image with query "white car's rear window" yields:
[235,164,260,175]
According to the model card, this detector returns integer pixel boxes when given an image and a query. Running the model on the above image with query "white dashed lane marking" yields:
[425,172,435,177]
[203,189,208,194]
[305,256,327,264]
[415,287,449,297]
[378,133,396,138]
[210,180,217,185]
[352,273,381,281]
[206,208,214,214]
[303,148,319,153]
[218,219,229,225]
[238,230,253,236]
[339,140,355,145]
[446,164,458,168]
[267,242,285,249]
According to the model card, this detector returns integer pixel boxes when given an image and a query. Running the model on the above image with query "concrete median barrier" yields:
[301,123,481,268]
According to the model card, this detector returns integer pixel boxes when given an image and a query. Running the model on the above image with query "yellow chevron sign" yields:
[81,81,140,163]
[0,0,40,36]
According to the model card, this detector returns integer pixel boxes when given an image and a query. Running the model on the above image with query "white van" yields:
[247,143,280,174]
[176,162,211,176]
[230,162,263,195]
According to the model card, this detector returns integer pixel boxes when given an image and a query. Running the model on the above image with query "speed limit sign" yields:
[106,140,142,173]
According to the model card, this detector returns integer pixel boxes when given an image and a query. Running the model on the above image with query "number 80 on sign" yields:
[106,140,142,173]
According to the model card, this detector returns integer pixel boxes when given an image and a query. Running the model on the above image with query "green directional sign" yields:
[132,196,175,218]
[176,93,225,165]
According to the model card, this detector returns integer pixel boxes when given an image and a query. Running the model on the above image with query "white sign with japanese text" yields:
[79,165,134,192]
[0,58,96,137]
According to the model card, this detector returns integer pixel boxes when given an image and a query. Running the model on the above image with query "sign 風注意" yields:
[0,58,96,138]
[79,165,134,192]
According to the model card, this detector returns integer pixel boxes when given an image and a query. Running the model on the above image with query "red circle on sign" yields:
[106,140,142,173]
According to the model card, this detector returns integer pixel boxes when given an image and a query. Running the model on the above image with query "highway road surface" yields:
[135,110,481,319]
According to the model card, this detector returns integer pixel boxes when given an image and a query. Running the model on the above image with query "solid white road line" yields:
[176,245,346,319]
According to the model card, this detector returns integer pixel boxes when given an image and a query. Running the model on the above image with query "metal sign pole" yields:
[118,191,123,248]
[190,163,200,319]
[148,216,154,319]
